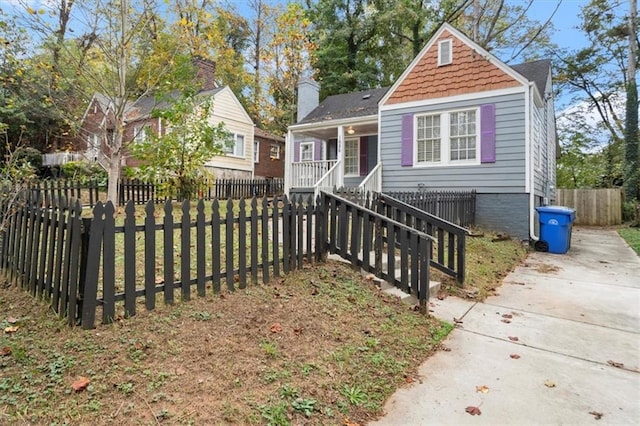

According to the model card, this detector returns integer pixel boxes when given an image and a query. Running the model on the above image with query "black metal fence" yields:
[384,190,476,227]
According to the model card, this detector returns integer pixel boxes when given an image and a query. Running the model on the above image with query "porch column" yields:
[284,130,293,196]
[336,125,345,189]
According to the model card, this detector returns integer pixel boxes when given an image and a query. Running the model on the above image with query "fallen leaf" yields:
[7,317,18,324]
[508,336,519,341]
[311,287,319,296]
[465,406,482,416]
[4,326,19,334]
[0,347,11,356]
[544,380,556,388]
[270,323,282,333]
[476,385,489,393]
[71,376,90,392]
[502,314,513,319]
[589,411,603,420]
[365,273,375,280]
[405,375,414,384]
[510,354,521,359]
[343,419,361,426]
[219,294,227,300]
[437,292,447,300]
[453,317,463,324]
[607,360,624,368]
[293,327,302,335]
[501,319,511,324]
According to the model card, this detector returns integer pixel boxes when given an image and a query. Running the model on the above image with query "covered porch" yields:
[285,118,382,199]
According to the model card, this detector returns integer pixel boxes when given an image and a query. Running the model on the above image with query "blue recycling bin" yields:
[536,206,576,254]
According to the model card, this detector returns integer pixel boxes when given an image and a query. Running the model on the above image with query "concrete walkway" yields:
[370,227,640,425]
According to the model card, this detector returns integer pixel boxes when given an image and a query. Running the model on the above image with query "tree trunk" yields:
[107,151,121,204]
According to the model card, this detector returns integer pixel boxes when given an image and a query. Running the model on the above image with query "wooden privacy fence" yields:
[556,188,622,226]
[320,191,435,310]
[384,190,476,227]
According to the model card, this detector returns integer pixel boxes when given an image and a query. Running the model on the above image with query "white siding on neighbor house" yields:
[206,88,254,173]
[380,92,527,194]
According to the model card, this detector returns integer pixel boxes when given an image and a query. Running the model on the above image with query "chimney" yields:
[296,78,320,123]
[193,57,217,91]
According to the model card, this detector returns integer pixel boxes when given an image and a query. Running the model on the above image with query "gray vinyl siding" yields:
[476,193,530,241]
[380,92,527,194]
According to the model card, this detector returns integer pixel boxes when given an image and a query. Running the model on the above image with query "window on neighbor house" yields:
[270,144,280,159]
[438,39,452,66]
[344,138,359,176]
[415,108,478,165]
[133,125,149,143]
[224,133,245,157]
[254,141,259,163]
[300,142,313,161]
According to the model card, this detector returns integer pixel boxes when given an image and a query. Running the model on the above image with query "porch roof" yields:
[298,87,389,125]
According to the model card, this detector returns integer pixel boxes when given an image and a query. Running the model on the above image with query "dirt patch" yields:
[533,263,561,274]
[0,261,451,425]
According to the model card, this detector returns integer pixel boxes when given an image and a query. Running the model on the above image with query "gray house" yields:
[285,23,557,241]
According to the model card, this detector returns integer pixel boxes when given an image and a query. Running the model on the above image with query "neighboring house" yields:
[285,23,557,241]
[56,58,256,180]
[253,127,285,179]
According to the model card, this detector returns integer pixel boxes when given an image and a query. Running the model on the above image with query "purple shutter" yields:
[294,141,300,162]
[314,139,322,160]
[480,104,496,163]
[359,137,368,176]
[401,113,413,166]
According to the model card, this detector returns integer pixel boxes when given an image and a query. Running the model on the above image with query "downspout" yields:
[527,81,538,242]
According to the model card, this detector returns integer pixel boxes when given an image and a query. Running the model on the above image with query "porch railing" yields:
[42,152,83,166]
[291,160,338,188]
[313,160,342,200]
[358,162,382,193]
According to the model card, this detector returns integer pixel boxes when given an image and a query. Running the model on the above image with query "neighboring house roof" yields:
[298,87,389,125]
[123,87,226,123]
[254,127,285,143]
[511,59,551,96]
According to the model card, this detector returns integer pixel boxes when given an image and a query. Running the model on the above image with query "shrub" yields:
[60,161,107,185]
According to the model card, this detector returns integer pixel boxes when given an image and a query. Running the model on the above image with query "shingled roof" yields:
[511,59,551,96]
[298,87,389,125]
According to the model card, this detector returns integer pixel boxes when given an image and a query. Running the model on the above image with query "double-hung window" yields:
[224,133,245,157]
[300,142,313,161]
[415,108,478,166]
[270,144,280,159]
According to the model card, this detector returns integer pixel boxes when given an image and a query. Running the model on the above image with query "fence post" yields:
[80,203,104,329]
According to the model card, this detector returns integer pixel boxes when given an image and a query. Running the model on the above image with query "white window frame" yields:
[133,124,149,143]
[224,133,245,158]
[254,141,259,163]
[414,107,480,167]
[270,144,280,159]
[344,138,360,176]
[300,142,313,162]
[438,39,453,66]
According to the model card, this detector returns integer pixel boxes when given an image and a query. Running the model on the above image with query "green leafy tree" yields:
[129,92,229,201]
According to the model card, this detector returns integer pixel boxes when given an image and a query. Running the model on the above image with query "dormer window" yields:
[438,39,452,66]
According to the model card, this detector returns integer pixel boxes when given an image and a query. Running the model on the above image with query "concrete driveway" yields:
[370,227,640,425]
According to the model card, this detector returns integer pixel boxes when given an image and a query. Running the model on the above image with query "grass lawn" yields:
[0,230,527,425]
[618,227,640,255]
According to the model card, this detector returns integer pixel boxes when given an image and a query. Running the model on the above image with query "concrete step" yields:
[328,253,441,305]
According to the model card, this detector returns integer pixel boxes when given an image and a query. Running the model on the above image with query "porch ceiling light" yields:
[346,126,355,135]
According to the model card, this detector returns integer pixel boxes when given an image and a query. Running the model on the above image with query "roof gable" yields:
[297,87,389,125]
[511,59,551,97]
[381,23,529,106]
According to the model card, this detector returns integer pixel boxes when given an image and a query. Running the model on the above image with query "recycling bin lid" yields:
[536,206,575,214]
